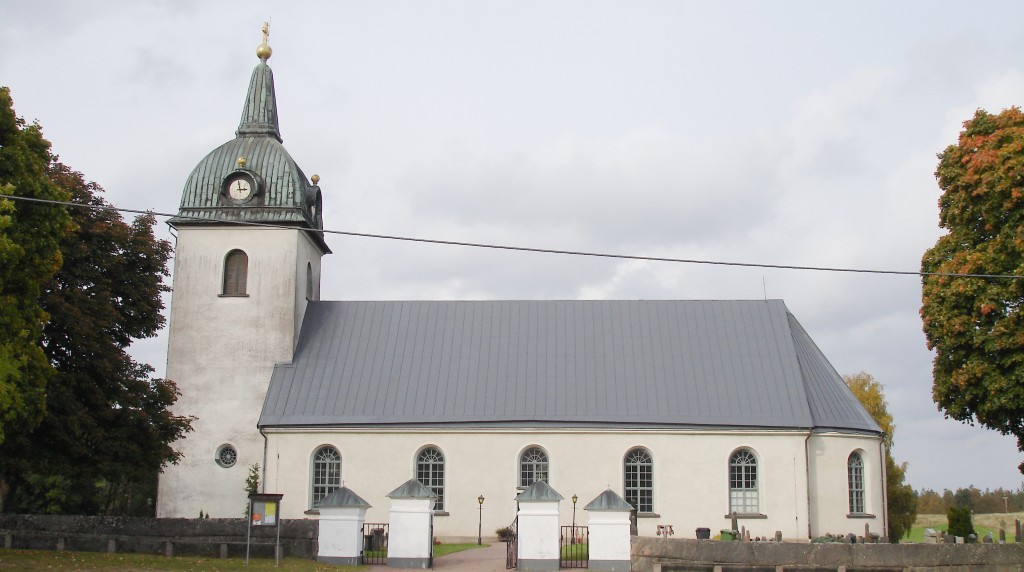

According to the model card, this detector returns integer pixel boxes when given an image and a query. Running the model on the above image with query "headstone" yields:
[984,532,993,543]
[775,530,782,542]
[1000,529,1006,543]
[1016,519,1022,543]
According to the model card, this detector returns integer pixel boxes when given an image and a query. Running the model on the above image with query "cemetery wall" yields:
[632,536,1024,572]
[0,515,318,560]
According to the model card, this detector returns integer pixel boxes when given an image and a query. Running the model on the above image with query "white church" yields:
[156,31,886,542]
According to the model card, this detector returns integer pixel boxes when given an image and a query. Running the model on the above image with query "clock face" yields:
[227,177,252,201]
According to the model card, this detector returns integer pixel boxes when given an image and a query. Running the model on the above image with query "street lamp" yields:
[478,495,485,545]
[1005,495,1009,515]
[572,494,578,528]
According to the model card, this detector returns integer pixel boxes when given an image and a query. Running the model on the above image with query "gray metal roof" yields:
[387,479,438,499]
[517,481,564,503]
[259,299,880,434]
[584,489,633,512]
[319,486,371,508]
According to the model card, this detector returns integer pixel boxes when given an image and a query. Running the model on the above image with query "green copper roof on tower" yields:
[237,22,282,142]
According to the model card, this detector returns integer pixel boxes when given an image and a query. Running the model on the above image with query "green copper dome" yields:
[170,50,329,253]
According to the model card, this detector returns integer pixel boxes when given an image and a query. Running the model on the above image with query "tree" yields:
[844,372,918,542]
[0,87,70,450]
[0,158,192,515]
[920,106,1024,474]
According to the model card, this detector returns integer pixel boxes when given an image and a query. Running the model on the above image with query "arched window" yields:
[416,447,445,511]
[519,447,549,487]
[311,446,341,508]
[306,262,313,300]
[223,250,248,295]
[729,449,758,514]
[624,448,653,513]
[848,452,865,514]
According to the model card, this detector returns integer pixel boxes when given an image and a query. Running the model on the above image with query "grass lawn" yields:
[0,549,363,571]
[560,543,588,561]
[0,544,490,570]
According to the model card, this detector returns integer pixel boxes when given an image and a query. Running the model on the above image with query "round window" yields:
[216,444,238,468]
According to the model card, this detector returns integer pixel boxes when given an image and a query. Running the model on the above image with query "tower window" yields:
[306,262,313,300]
[223,250,248,296]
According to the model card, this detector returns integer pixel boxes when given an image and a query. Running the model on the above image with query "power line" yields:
[2,192,1020,280]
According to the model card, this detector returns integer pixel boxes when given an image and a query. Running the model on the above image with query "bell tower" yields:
[157,25,330,517]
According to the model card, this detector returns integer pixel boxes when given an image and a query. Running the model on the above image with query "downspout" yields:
[804,429,813,539]
[260,427,269,494]
[879,437,888,539]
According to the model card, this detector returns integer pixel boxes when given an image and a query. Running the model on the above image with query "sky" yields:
[2,0,1024,493]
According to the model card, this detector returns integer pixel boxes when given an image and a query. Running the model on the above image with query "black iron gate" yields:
[361,523,388,565]
[505,517,518,569]
[560,525,588,569]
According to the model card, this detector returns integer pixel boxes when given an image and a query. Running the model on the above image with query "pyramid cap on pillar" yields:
[584,489,634,512]
[516,480,564,503]
[386,478,438,499]
[318,486,371,508]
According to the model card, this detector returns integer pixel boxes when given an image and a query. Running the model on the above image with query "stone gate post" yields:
[585,489,633,571]
[317,486,371,566]
[516,480,563,571]
[386,479,438,569]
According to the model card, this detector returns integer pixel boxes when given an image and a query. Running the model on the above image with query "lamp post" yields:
[572,494,578,528]
[478,495,485,545]
[1005,495,1009,515]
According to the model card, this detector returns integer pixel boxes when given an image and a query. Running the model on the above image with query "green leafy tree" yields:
[0,159,192,515]
[947,506,975,539]
[844,372,918,542]
[0,86,70,451]
[244,464,261,517]
[921,106,1024,473]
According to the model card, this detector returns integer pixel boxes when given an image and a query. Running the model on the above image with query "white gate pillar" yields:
[516,480,563,571]
[386,479,437,569]
[316,486,371,566]
[585,489,633,571]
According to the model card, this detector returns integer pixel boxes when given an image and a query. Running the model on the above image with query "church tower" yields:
[157,25,330,517]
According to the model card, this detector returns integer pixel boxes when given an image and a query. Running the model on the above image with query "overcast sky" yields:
[3,1,1024,493]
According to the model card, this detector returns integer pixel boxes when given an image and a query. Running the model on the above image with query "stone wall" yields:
[632,537,1024,572]
[0,515,318,560]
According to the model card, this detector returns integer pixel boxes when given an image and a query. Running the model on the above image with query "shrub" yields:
[947,506,975,539]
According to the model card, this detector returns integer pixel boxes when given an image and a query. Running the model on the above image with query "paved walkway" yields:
[362,542,508,571]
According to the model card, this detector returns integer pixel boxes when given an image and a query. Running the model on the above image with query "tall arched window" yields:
[519,447,549,487]
[624,448,653,513]
[416,447,445,511]
[848,452,865,514]
[311,446,341,508]
[729,449,758,514]
[223,250,248,295]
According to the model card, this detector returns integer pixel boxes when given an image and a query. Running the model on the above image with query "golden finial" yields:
[311,174,320,185]
[237,156,247,168]
[256,21,273,61]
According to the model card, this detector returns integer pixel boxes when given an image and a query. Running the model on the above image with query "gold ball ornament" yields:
[311,174,320,185]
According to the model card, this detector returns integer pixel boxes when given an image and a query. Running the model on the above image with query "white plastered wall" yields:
[261,427,878,541]
[156,226,323,518]
[806,432,885,538]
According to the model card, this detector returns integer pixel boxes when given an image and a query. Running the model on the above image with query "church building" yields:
[156,30,886,542]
